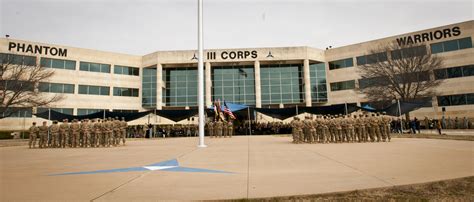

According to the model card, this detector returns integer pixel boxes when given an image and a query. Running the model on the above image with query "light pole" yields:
[197,0,206,147]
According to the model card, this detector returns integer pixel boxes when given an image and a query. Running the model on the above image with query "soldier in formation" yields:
[207,119,234,138]
[291,112,393,144]
[28,117,128,149]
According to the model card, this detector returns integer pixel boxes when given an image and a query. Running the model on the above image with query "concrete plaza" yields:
[0,136,473,201]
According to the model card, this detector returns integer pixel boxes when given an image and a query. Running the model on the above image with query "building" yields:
[1,20,473,130]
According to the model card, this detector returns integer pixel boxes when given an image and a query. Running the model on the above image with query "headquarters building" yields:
[1,20,473,130]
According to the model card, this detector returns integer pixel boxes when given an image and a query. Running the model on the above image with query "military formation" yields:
[28,117,128,149]
[206,119,234,138]
[290,113,392,144]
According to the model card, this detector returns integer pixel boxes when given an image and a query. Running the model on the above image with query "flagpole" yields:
[197,0,206,148]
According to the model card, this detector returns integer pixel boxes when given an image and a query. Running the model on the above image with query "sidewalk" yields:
[1,136,472,201]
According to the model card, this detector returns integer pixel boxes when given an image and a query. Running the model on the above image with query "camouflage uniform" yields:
[49,121,60,148]
[120,117,127,145]
[28,123,39,148]
[59,119,70,148]
[215,120,223,138]
[208,121,214,138]
[70,120,80,147]
[38,122,49,148]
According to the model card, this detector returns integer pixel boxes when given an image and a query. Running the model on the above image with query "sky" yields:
[1,0,472,55]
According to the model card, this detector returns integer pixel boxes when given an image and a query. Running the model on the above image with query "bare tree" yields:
[357,43,443,115]
[0,54,64,119]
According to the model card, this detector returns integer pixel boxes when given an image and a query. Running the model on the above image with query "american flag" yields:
[223,100,236,120]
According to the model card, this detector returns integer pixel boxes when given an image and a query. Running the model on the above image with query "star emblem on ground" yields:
[50,159,232,176]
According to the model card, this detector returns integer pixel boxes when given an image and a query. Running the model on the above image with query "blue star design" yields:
[49,159,232,176]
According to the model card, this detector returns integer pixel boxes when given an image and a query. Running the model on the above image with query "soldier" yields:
[70,119,80,147]
[49,121,60,148]
[105,118,113,146]
[90,119,97,147]
[82,119,91,147]
[38,121,49,148]
[346,115,355,143]
[382,112,392,142]
[335,115,343,143]
[28,122,39,148]
[120,117,127,145]
[215,119,223,138]
[362,114,370,142]
[227,120,234,138]
[111,117,120,146]
[340,115,348,142]
[59,119,70,148]
[79,119,85,147]
[100,119,107,146]
[290,117,298,143]
[302,116,311,143]
[321,116,330,143]
[207,121,214,138]
[328,116,335,143]
[309,116,317,143]
[368,114,379,142]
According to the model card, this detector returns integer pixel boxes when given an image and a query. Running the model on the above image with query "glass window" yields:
[463,65,474,77]
[437,96,450,106]
[89,86,100,95]
[444,40,459,52]
[458,37,472,49]
[100,64,110,73]
[52,59,64,69]
[430,43,444,54]
[63,84,74,93]
[40,58,51,67]
[447,66,463,78]
[89,63,100,72]
[434,69,447,80]
[78,85,88,94]
[65,60,76,70]
[100,87,110,95]
[79,62,89,71]
[356,56,366,65]
[450,94,467,105]
[467,93,474,104]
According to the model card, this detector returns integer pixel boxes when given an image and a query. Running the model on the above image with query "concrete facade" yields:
[1,20,473,130]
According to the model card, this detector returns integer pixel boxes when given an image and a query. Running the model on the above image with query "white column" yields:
[205,62,212,107]
[156,63,163,110]
[254,60,262,108]
[303,59,312,107]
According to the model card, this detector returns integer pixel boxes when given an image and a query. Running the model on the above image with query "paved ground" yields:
[0,136,473,201]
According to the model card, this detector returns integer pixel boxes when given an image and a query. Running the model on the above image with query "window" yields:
[114,65,139,76]
[78,85,109,96]
[437,93,474,106]
[142,66,157,108]
[434,65,474,80]
[390,45,427,60]
[212,65,255,105]
[113,87,139,97]
[0,53,36,66]
[38,82,74,94]
[356,52,387,65]
[79,61,111,73]
[37,108,73,115]
[1,80,35,91]
[328,58,353,70]
[40,58,76,70]
[310,63,327,102]
[260,64,303,104]
[330,80,355,91]
[430,37,472,54]
[0,107,32,118]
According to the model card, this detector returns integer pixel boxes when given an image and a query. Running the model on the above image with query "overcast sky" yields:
[1,0,472,55]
